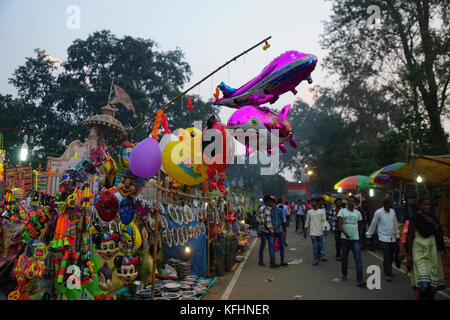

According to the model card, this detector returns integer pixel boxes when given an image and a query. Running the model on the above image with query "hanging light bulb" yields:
[184,246,191,255]
[337,187,342,193]
[369,189,374,197]
[417,176,423,183]
[19,135,28,162]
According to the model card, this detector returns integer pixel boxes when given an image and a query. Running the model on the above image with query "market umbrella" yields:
[334,175,373,191]
[369,162,405,186]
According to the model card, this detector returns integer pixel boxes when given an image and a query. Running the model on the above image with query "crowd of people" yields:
[255,194,447,300]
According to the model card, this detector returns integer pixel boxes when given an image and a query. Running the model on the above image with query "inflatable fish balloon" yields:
[214,51,317,108]
[227,104,297,155]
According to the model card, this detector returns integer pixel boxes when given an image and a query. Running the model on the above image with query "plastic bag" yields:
[161,264,177,277]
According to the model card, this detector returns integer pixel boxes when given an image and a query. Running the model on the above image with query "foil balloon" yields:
[129,137,161,179]
[202,115,234,172]
[227,104,297,155]
[214,51,317,108]
[159,133,178,173]
[161,128,208,186]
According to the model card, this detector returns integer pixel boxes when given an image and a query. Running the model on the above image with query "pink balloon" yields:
[129,137,162,178]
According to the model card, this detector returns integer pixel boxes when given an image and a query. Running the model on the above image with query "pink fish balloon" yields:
[214,51,317,108]
[227,104,297,155]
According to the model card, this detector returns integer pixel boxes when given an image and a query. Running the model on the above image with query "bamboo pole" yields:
[106,36,272,152]
[151,171,161,300]
[107,77,115,105]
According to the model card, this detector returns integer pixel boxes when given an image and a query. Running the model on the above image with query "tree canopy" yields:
[1,30,216,167]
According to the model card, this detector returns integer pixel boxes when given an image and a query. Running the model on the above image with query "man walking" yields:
[273,198,288,267]
[328,198,343,261]
[277,199,289,246]
[366,197,400,282]
[318,197,329,261]
[338,195,365,287]
[295,199,306,233]
[258,195,277,268]
[303,198,327,266]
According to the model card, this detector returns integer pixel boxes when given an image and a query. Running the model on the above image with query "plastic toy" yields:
[96,190,119,222]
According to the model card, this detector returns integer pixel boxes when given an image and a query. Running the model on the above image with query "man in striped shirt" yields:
[258,195,278,268]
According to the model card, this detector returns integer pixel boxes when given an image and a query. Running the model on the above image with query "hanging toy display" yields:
[95,190,119,222]
[151,109,171,141]
[214,51,317,108]
[202,115,234,192]
[161,127,208,186]
[227,104,297,155]
[118,197,136,225]
[187,97,195,110]
[129,137,161,179]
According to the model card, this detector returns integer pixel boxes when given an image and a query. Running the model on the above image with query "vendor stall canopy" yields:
[385,155,450,187]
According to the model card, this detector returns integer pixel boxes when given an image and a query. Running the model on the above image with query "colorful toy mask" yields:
[94,232,120,260]
[99,157,118,189]
[214,51,317,108]
[119,197,136,225]
[119,221,142,255]
[119,141,136,171]
[96,190,119,222]
[227,104,297,155]
[114,256,139,285]
[116,174,143,198]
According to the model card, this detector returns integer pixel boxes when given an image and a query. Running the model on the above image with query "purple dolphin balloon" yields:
[227,104,297,155]
[214,51,317,108]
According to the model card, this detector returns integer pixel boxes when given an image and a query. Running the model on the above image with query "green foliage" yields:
[321,0,450,154]
[1,30,216,168]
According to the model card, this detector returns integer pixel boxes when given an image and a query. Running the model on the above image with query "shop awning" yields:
[385,155,450,187]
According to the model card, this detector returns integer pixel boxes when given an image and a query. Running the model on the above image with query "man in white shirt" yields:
[366,197,400,282]
[303,198,327,266]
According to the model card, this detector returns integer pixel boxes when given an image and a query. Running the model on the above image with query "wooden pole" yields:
[106,36,272,152]
[151,171,161,300]
[107,77,115,105]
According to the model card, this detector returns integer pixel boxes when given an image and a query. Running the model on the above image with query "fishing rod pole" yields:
[106,36,272,151]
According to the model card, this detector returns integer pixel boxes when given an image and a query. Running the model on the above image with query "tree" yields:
[321,0,450,154]
[2,30,216,167]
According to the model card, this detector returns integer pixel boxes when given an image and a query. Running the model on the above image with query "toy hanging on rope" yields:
[186,97,195,110]
[161,127,208,186]
[214,51,317,108]
[227,104,297,155]
[151,109,171,140]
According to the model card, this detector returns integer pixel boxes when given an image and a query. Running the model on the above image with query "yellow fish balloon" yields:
[161,127,208,186]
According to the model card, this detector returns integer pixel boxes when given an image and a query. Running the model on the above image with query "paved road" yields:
[205,221,450,300]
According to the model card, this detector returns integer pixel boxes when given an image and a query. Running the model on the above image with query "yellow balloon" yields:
[161,127,208,186]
